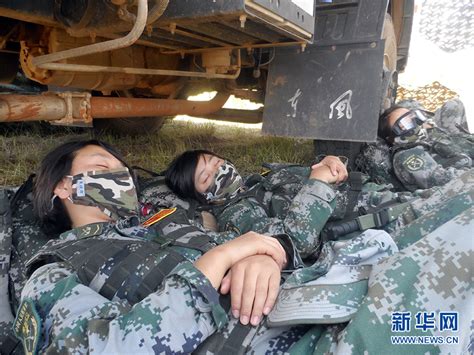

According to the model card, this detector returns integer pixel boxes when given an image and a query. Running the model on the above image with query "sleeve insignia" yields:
[13,299,41,355]
[403,154,425,171]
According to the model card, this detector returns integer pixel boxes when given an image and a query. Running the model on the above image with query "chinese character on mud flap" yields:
[287,88,302,118]
[439,312,459,332]
[391,312,411,332]
[415,312,436,331]
[329,90,353,119]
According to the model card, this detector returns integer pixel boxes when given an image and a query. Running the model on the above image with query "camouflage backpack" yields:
[0,176,57,354]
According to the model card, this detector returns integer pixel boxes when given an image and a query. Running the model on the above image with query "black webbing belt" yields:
[52,238,187,305]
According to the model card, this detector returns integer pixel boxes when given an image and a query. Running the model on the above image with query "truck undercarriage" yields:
[0,0,413,141]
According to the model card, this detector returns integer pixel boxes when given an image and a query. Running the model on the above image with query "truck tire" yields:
[382,13,397,74]
[382,13,398,110]
[94,116,167,135]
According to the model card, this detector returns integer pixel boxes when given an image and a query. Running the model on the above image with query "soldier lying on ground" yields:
[143,152,473,353]
[10,140,301,354]
[356,99,473,191]
[165,150,348,259]
[4,141,473,353]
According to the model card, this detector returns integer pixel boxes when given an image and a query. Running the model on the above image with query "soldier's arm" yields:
[280,178,336,257]
[214,181,335,259]
[393,147,463,190]
[17,261,227,354]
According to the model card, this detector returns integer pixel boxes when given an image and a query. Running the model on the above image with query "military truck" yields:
[0,0,413,158]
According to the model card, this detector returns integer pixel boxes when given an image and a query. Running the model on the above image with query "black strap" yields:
[115,249,171,304]
[1,334,21,355]
[133,251,186,304]
[358,196,402,215]
[220,323,254,353]
[131,165,161,177]
[193,321,255,355]
[98,243,150,300]
[47,237,187,305]
[57,239,123,284]
[173,234,214,253]
[344,172,364,220]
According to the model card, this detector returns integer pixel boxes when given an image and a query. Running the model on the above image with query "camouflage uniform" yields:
[9,168,474,353]
[209,165,336,258]
[357,99,473,191]
[140,166,336,259]
[0,180,55,354]
[0,189,15,352]
[12,216,231,353]
[269,170,474,354]
[196,171,473,353]
[391,127,473,191]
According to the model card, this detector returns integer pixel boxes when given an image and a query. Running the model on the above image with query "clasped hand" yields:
[310,155,348,184]
[194,232,286,326]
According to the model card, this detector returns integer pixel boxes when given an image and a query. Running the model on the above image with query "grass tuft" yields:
[0,120,314,186]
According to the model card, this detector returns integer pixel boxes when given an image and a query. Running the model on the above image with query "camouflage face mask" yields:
[204,161,244,204]
[67,167,139,219]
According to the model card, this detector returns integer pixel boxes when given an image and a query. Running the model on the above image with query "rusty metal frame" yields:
[32,0,148,67]
[160,40,306,55]
[36,49,241,79]
[0,91,231,125]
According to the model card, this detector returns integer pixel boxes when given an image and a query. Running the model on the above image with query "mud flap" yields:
[262,40,385,142]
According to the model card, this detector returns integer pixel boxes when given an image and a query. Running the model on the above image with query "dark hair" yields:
[165,149,223,202]
[378,105,405,141]
[34,139,131,233]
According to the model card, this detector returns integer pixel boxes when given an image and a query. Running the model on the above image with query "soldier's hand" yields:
[220,255,281,326]
[311,155,348,183]
[195,232,286,289]
[221,231,287,269]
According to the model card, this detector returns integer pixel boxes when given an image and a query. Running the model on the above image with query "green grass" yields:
[0,120,315,187]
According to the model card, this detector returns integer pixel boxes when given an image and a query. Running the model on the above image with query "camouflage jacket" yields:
[270,170,474,354]
[15,218,230,354]
[210,165,336,258]
[391,128,473,191]
[357,99,473,191]
[0,189,15,353]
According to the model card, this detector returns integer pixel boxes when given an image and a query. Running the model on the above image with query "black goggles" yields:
[391,109,429,137]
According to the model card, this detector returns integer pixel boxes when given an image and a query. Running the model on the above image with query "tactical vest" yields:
[27,235,189,305]
[25,222,258,354]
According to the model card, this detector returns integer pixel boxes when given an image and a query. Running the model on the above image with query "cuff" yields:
[170,261,228,330]
[304,178,336,203]
[273,234,304,271]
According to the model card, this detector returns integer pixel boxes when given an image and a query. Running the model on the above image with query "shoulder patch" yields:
[13,299,41,355]
[76,222,104,239]
[403,154,425,171]
[143,207,177,227]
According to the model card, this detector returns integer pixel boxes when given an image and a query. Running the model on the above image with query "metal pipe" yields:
[0,92,230,122]
[37,49,242,79]
[0,94,67,122]
[147,0,169,25]
[162,27,235,47]
[91,92,230,118]
[32,0,148,66]
[161,40,306,55]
